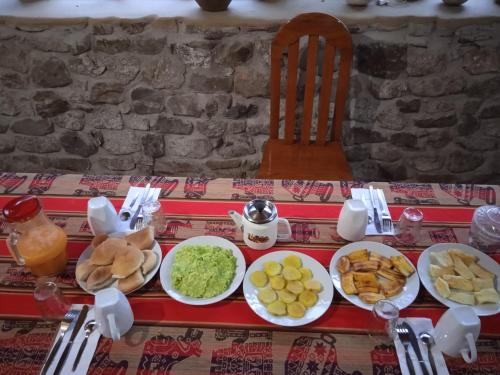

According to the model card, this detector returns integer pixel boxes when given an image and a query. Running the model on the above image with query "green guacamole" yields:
[171,245,237,298]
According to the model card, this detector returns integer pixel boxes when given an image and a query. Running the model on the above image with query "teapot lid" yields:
[243,199,277,224]
[2,195,42,223]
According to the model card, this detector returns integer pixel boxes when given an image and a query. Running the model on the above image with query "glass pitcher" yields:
[2,195,68,277]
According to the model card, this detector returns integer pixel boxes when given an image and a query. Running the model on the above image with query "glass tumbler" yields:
[142,200,166,236]
[34,280,70,321]
[367,299,400,344]
[395,207,424,245]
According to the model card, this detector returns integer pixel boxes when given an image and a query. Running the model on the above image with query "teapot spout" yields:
[228,210,243,229]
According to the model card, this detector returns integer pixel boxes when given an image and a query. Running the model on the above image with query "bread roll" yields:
[86,266,114,290]
[76,259,98,282]
[90,238,128,265]
[117,270,145,294]
[125,226,154,250]
[91,234,108,249]
[141,250,157,275]
[111,245,145,279]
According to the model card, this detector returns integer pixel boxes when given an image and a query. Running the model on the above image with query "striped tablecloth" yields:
[0,173,499,374]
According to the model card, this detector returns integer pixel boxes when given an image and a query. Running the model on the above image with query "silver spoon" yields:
[72,320,97,371]
[419,331,437,375]
[119,193,140,221]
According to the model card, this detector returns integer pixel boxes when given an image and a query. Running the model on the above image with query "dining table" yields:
[0,172,499,375]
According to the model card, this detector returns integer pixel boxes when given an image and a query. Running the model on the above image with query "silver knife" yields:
[53,305,89,375]
[369,185,382,233]
[401,322,431,375]
[129,183,151,230]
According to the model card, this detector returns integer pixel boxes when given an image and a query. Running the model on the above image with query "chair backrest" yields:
[269,13,353,146]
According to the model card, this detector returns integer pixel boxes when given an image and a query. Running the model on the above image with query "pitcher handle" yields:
[6,232,25,266]
[277,218,292,241]
[460,332,477,363]
[107,314,121,341]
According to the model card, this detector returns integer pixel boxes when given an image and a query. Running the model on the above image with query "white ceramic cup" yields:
[434,306,481,363]
[87,196,118,235]
[94,288,134,341]
[337,199,368,242]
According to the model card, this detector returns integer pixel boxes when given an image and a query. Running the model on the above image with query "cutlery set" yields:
[118,183,154,230]
[396,321,437,375]
[41,305,96,375]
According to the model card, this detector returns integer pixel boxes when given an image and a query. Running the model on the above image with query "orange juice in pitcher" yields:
[2,195,68,277]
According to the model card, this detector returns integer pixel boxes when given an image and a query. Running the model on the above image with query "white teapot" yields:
[229,199,292,250]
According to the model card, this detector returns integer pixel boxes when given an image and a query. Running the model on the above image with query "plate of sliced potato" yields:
[417,243,500,316]
[243,251,334,327]
[329,241,420,311]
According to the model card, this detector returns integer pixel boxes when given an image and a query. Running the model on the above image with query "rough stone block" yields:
[15,134,61,153]
[408,74,465,97]
[344,145,370,162]
[370,144,402,162]
[31,57,72,88]
[173,41,215,66]
[368,78,406,99]
[422,99,455,115]
[467,76,500,98]
[0,154,44,172]
[92,24,114,35]
[376,106,407,131]
[189,66,233,93]
[154,158,204,175]
[131,87,164,114]
[0,39,28,73]
[102,130,141,155]
[95,36,131,54]
[69,54,106,77]
[142,54,185,89]
[455,25,494,43]
[458,136,497,151]
[418,130,451,148]
[50,110,86,131]
[351,160,383,181]
[344,124,384,146]
[120,20,149,34]
[217,134,256,159]
[215,41,254,66]
[153,116,194,135]
[390,133,418,149]
[141,133,164,158]
[356,42,407,79]
[482,119,500,138]
[45,157,91,173]
[100,156,136,171]
[414,114,457,128]
[165,135,213,158]
[462,100,481,115]
[411,155,444,172]
[224,103,258,120]
[396,99,421,113]
[1,72,26,89]
[88,106,123,130]
[407,47,446,77]
[234,65,269,98]
[60,131,99,157]
[166,94,204,118]
[206,159,242,170]
[184,24,239,40]
[33,91,70,118]
[0,117,9,133]
[479,104,500,119]
[11,118,53,136]
[0,94,19,116]
[447,150,485,173]
[196,120,226,138]
[347,97,378,123]
[91,82,125,106]
[0,137,14,153]
[457,115,480,136]
[463,47,500,75]
[408,22,434,37]
[131,35,166,55]
[102,55,141,84]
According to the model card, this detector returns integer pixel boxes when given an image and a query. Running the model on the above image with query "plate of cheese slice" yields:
[417,243,500,316]
[75,226,162,295]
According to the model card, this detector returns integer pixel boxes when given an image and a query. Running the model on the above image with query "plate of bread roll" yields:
[75,226,161,295]
[417,243,500,316]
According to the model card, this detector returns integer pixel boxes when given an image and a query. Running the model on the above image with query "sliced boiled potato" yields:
[263,261,282,276]
[283,254,302,268]
[430,251,453,268]
[277,289,296,304]
[451,255,474,280]
[443,275,473,292]
[468,263,494,279]
[474,288,500,304]
[299,290,318,307]
[472,277,494,292]
[299,267,313,281]
[282,266,302,281]
[258,288,277,304]
[434,277,451,298]
[286,280,305,295]
[429,264,455,279]
[287,301,306,318]
[448,249,477,266]
[304,279,322,292]
[250,270,268,287]
[267,300,287,316]
[448,291,475,305]
[270,275,286,290]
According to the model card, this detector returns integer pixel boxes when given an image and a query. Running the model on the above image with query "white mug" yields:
[434,306,481,363]
[229,200,292,250]
[337,199,368,242]
[87,196,118,235]
[94,288,134,341]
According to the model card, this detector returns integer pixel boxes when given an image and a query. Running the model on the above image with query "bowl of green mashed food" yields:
[160,236,246,305]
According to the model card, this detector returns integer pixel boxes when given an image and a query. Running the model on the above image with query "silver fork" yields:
[134,216,144,231]
[395,324,416,375]
[40,309,79,375]
[377,189,393,232]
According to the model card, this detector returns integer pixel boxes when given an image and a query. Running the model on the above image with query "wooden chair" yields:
[258,13,353,180]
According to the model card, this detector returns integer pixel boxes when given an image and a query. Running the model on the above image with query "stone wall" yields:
[0,17,499,182]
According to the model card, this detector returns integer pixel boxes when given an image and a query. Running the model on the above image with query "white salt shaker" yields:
[87,196,118,235]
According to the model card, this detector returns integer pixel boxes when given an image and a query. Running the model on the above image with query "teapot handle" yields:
[6,232,25,266]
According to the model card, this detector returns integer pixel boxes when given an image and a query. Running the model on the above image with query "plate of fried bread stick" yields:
[330,241,420,311]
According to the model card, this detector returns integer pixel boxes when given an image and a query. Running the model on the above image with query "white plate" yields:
[417,243,500,316]
[76,236,162,295]
[159,236,246,305]
[329,241,420,311]
[243,251,334,327]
